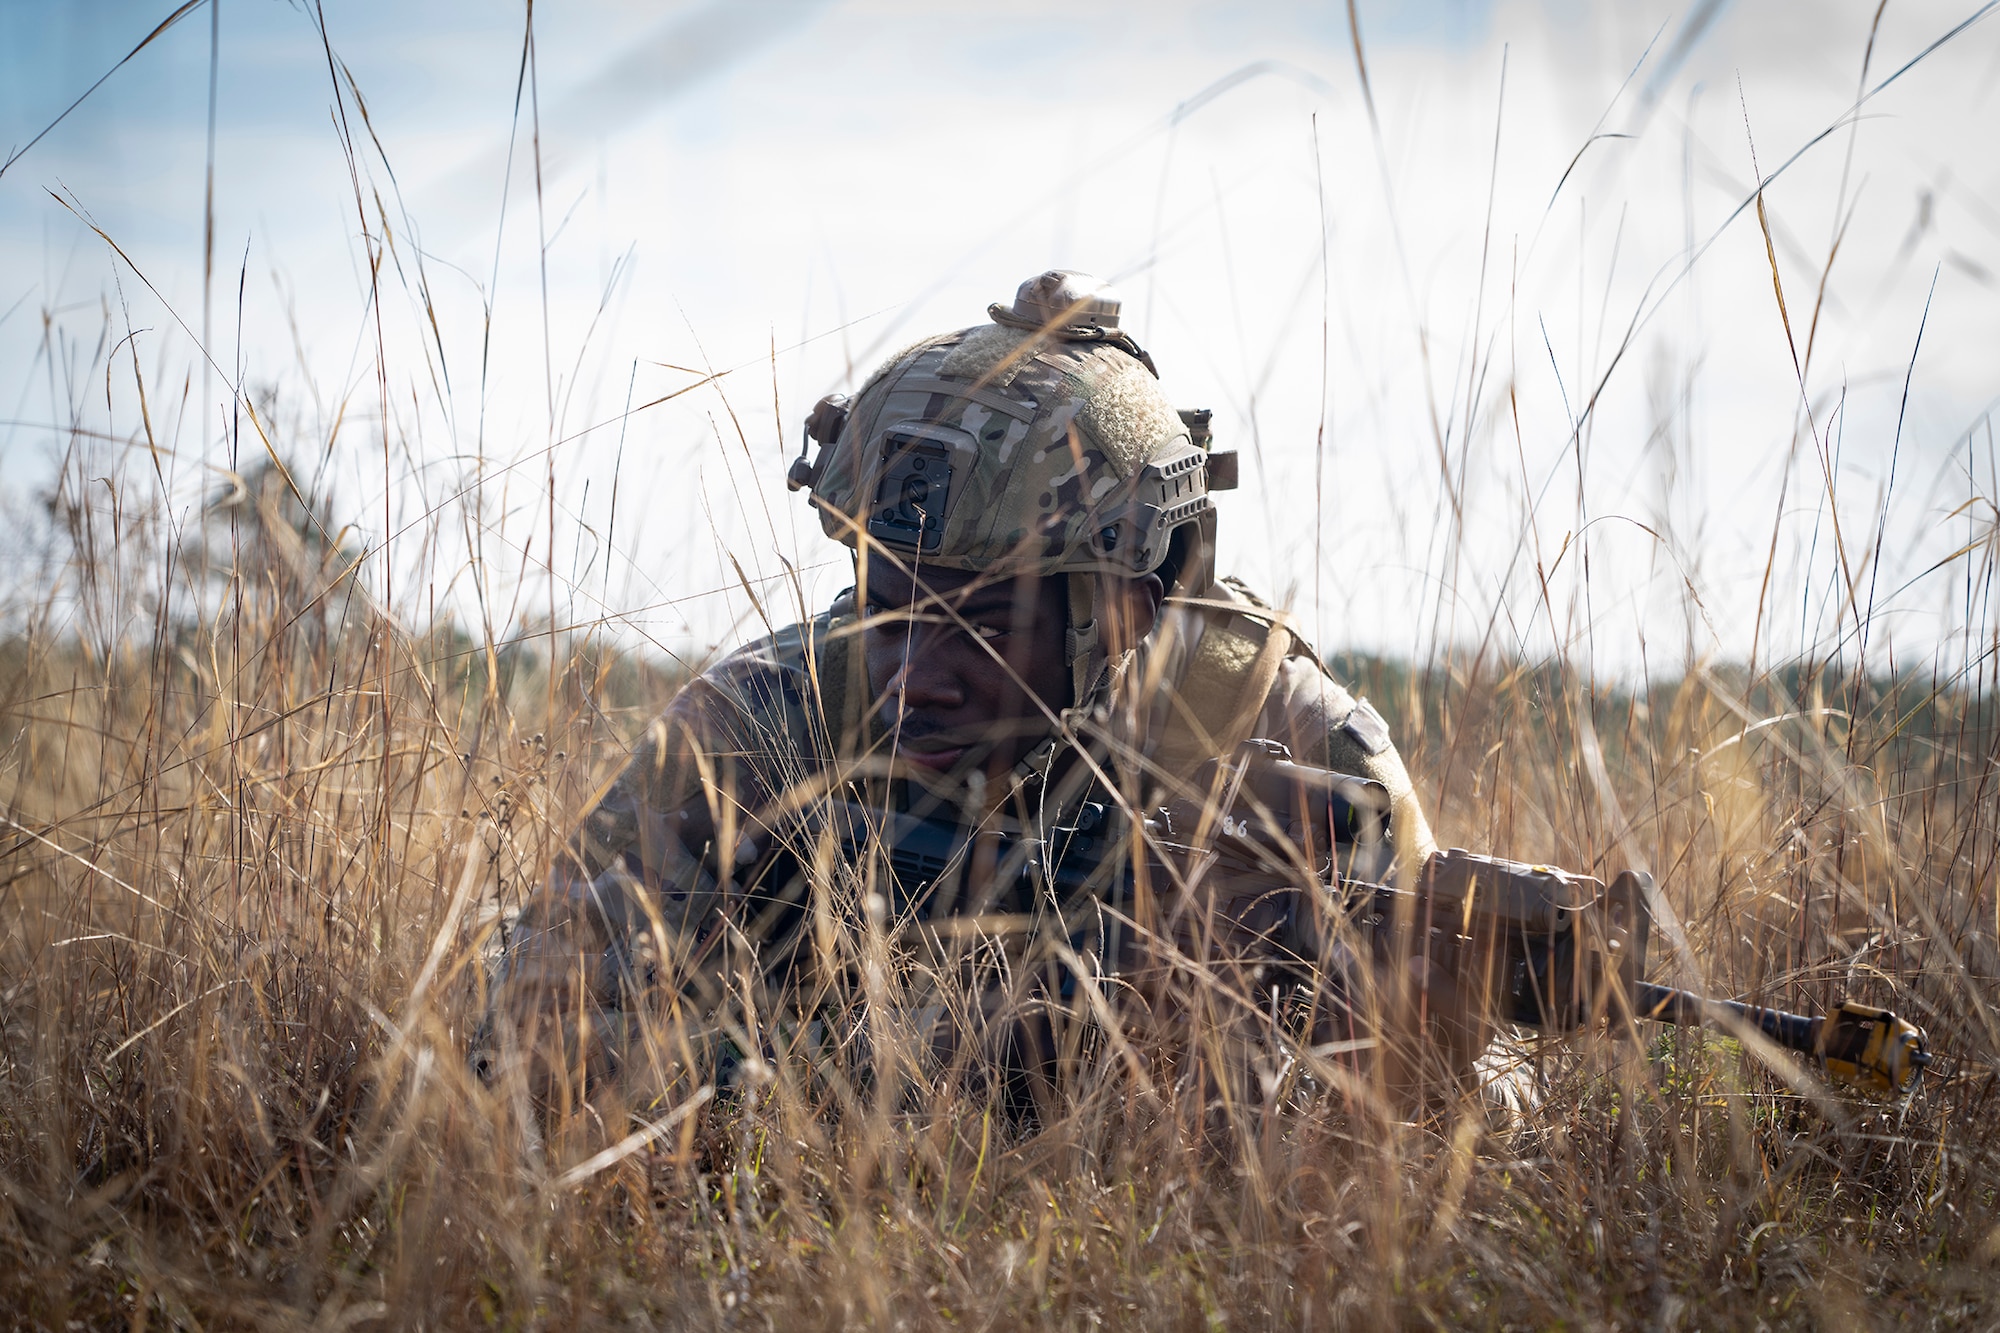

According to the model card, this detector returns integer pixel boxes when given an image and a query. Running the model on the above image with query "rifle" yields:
[742,739,1931,1096]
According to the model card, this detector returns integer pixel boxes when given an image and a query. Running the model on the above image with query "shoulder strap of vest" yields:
[1153,577,1294,773]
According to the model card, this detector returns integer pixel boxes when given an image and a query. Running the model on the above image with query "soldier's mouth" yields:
[887,714,981,772]
[901,744,968,772]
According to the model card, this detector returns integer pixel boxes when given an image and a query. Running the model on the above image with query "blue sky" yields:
[4,1,1998,677]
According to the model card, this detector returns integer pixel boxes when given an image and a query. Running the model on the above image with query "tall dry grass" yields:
[5,10,2000,1330]
[1,419,1995,1329]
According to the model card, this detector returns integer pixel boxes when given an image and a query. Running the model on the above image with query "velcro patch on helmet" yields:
[1076,356,1183,477]
[937,325,1038,392]
[1340,698,1392,756]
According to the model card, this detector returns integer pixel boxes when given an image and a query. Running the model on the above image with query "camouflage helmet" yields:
[787,271,1234,582]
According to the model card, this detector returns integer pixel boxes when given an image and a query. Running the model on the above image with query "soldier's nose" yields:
[886,638,967,713]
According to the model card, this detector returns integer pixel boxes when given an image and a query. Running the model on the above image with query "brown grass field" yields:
[4,10,2000,1329]
[0,443,1995,1330]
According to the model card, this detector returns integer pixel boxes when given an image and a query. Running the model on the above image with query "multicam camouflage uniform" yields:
[531,579,1436,1011]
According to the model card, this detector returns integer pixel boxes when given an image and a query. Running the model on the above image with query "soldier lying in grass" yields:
[483,270,1486,1117]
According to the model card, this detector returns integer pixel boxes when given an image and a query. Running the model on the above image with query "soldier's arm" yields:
[1257,657,1486,1096]
[1256,656,1438,878]
[489,683,733,1042]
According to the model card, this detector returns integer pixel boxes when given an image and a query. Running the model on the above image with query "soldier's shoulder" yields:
[1201,579,1388,760]
[703,594,855,678]
[1189,574,1329,667]
[687,594,858,723]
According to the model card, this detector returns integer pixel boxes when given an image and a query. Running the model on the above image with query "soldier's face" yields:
[860,552,1073,778]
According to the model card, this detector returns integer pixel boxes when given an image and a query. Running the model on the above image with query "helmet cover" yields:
[796,275,1217,578]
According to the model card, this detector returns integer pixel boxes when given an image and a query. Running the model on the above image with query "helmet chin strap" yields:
[1064,571,1101,707]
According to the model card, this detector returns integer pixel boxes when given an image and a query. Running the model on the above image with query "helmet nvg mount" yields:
[787,270,1237,586]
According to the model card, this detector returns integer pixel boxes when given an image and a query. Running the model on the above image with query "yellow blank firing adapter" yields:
[1818,1000,1931,1096]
